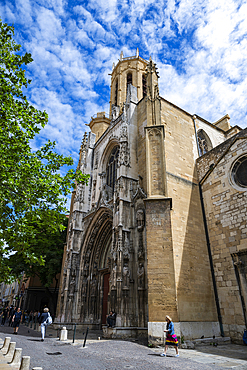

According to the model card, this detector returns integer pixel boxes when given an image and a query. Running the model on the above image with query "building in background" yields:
[0,280,21,308]
[0,275,60,316]
[56,50,247,344]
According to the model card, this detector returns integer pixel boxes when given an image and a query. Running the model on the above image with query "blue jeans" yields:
[41,322,47,339]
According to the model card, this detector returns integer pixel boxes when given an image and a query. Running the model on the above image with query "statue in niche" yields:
[69,276,76,297]
[111,262,117,289]
[123,263,130,288]
[81,277,87,300]
[93,261,98,275]
[90,277,97,296]
[92,180,97,203]
[136,209,145,231]
[123,233,130,259]
[137,263,145,289]
[84,262,89,277]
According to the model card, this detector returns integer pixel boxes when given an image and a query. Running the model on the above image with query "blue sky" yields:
[1,0,247,168]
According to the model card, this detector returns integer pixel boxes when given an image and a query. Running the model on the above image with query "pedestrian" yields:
[9,306,16,326]
[106,311,116,327]
[1,307,8,326]
[161,315,179,357]
[39,307,50,342]
[12,307,22,334]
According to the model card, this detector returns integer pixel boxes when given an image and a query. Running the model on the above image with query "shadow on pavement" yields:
[194,344,247,361]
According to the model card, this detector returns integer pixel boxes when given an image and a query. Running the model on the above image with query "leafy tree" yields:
[0,20,88,281]
[8,215,68,313]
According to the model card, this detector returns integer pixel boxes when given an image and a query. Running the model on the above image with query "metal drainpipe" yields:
[192,115,225,337]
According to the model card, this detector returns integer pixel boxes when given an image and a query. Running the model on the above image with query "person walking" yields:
[12,307,22,334]
[39,307,50,342]
[161,315,179,357]
[9,306,16,326]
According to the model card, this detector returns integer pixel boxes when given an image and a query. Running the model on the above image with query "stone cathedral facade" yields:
[56,50,247,344]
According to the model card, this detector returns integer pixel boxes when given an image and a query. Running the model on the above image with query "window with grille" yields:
[197,130,213,156]
[106,146,119,191]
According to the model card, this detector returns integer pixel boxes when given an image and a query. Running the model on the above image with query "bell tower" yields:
[109,48,148,118]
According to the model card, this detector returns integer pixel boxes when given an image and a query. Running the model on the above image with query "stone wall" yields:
[161,99,218,324]
[197,133,247,342]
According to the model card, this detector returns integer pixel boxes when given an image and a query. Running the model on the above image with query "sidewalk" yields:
[0,323,246,370]
[149,344,247,369]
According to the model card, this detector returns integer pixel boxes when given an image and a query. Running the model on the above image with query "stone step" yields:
[182,336,231,349]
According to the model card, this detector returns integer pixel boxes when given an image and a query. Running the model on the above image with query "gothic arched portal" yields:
[78,208,113,326]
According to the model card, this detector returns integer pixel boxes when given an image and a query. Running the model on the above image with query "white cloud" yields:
[1,0,247,171]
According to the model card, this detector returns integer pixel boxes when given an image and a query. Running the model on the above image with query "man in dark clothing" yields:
[1,307,8,326]
[107,311,116,327]
[9,306,16,326]
[12,308,22,334]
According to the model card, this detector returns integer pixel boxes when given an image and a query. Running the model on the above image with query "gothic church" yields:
[56,50,247,344]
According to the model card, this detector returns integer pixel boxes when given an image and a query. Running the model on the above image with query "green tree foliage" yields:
[0,20,89,281]
[8,215,68,312]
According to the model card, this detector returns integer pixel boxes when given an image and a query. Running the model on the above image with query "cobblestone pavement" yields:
[0,324,247,370]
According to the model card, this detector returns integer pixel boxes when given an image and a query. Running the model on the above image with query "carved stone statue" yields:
[111,262,117,289]
[81,277,87,300]
[90,277,97,296]
[84,262,89,277]
[123,233,130,259]
[69,276,76,297]
[123,263,130,288]
[137,263,145,289]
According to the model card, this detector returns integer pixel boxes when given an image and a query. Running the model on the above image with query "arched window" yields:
[106,146,119,192]
[126,73,132,94]
[115,79,118,106]
[197,130,213,156]
[142,74,147,98]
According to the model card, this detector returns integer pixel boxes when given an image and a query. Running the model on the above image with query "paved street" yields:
[0,324,247,370]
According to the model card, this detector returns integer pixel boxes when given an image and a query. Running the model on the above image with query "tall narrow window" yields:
[115,79,118,106]
[197,130,213,156]
[106,146,119,192]
[126,73,132,95]
[142,74,147,98]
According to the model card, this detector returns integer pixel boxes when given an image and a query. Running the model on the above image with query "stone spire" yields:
[145,57,161,126]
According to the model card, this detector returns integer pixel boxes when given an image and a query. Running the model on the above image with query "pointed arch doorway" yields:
[79,208,113,328]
